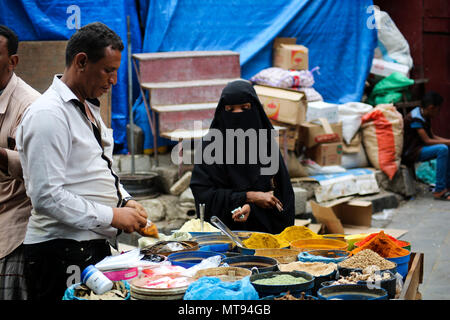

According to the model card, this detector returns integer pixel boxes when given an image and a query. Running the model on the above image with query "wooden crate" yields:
[398,252,424,300]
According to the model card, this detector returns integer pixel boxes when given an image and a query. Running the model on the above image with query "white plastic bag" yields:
[374,9,413,69]
[338,102,373,144]
[181,255,223,277]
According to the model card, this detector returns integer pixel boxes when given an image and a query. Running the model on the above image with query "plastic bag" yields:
[250,67,293,88]
[296,87,323,102]
[302,159,346,176]
[63,281,130,300]
[374,9,413,69]
[367,72,414,106]
[95,248,169,271]
[298,251,348,264]
[183,276,259,300]
[415,159,436,185]
[338,102,373,144]
[181,255,223,278]
[139,220,159,238]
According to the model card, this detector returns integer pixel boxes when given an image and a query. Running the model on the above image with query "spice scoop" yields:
[210,215,246,248]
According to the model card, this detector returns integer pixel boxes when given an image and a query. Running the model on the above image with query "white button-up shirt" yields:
[16,75,130,245]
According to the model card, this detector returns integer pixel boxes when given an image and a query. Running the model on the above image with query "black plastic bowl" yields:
[320,270,396,299]
[250,271,315,297]
[222,255,278,273]
[317,284,388,300]
[312,269,338,296]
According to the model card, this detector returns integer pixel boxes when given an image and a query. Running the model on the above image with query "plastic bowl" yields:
[254,248,299,264]
[354,242,411,252]
[317,284,388,300]
[222,255,279,273]
[290,239,348,253]
[168,251,225,268]
[321,270,397,299]
[299,249,350,264]
[311,269,338,296]
[386,252,411,279]
[250,271,315,297]
[103,267,139,281]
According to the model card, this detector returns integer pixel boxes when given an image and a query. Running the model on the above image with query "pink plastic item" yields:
[103,267,139,281]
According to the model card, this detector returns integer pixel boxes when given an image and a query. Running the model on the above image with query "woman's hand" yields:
[232,204,251,222]
[246,191,283,211]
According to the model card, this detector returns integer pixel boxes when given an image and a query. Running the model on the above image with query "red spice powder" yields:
[355,231,409,248]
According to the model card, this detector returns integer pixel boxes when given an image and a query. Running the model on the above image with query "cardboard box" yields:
[307,142,343,166]
[370,58,410,78]
[254,85,307,125]
[270,119,300,151]
[273,37,309,70]
[310,197,373,234]
[300,120,343,148]
[306,101,339,124]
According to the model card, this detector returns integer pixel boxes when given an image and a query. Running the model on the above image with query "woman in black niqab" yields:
[189,80,295,234]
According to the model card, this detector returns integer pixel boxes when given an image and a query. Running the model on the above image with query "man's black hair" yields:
[422,91,444,108]
[65,22,124,67]
[0,25,19,56]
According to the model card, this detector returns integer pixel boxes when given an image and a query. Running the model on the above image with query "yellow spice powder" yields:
[243,233,289,249]
[276,226,321,243]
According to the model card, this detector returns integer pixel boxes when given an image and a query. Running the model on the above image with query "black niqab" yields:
[190,80,295,234]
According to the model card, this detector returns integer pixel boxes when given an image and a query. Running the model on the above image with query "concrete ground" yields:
[370,191,450,300]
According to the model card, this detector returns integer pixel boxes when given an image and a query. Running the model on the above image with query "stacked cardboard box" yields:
[255,37,343,167]
[253,37,311,153]
[272,38,309,71]
[254,85,307,152]
[300,118,344,167]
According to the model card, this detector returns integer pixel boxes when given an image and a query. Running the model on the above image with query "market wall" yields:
[374,0,450,138]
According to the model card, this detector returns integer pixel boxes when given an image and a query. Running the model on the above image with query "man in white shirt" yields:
[16,22,148,300]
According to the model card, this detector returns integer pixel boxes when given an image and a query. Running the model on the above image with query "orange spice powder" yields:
[351,231,409,258]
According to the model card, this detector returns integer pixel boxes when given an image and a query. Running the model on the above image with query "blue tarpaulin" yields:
[1,0,377,154]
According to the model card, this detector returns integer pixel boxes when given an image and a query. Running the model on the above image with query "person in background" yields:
[190,80,295,234]
[402,91,450,201]
[16,22,149,300]
[0,25,41,300]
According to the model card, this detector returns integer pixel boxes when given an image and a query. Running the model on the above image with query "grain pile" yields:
[279,261,337,276]
[338,249,395,270]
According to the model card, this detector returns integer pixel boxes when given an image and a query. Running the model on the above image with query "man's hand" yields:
[232,204,251,222]
[124,199,147,217]
[246,191,283,211]
[111,205,148,233]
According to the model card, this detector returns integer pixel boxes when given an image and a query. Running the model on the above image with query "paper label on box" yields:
[291,50,304,65]
[264,100,280,120]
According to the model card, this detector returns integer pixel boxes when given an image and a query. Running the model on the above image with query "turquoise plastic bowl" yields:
[386,252,411,279]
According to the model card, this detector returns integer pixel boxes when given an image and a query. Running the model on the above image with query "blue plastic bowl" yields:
[386,253,410,279]
[317,284,388,300]
[168,251,225,268]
